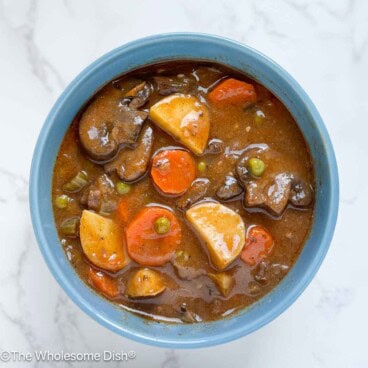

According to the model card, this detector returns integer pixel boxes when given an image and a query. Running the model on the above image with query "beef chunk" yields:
[263,173,292,216]
[244,181,266,207]
[86,189,101,210]
[153,75,194,95]
[244,173,292,216]
[80,174,117,213]
[172,261,206,280]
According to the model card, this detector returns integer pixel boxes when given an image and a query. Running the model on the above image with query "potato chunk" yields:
[80,210,129,272]
[208,272,235,297]
[149,94,210,155]
[186,202,245,270]
[125,268,166,298]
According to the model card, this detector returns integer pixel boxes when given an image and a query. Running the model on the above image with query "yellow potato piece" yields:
[126,268,166,298]
[80,210,129,272]
[208,272,235,297]
[186,202,245,270]
[149,94,210,155]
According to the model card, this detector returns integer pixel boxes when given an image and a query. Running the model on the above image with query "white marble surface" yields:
[0,0,367,367]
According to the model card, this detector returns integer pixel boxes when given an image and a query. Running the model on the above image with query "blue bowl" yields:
[30,33,339,348]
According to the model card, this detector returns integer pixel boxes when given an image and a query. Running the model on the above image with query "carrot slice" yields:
[116,197,132,224]
[88,267,119,298]
[151,149,196,195]
[126,207,181,266]
[241,225,274,266]
[208,78,257,106]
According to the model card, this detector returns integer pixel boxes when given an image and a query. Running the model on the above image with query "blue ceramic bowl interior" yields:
[30,33,339,348]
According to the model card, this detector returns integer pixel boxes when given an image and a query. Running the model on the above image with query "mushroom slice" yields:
[206,138,224,154]
[125,81,151,109]
[176,178,210,212]
[125,268,166,298]
[104,125,154,182]
[177,303,202,323]
[79,87,148,161]
[186,202,245,270]
[290,179,314,207]
[216,176,243,201]
[110,110,148,146]
[79,120,118,161]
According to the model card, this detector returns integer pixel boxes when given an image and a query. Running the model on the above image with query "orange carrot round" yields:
[151,149,196,195]
[125,207,181,266]
[241,225,274,266]
[208,78,257,106]
[88,267,119,298]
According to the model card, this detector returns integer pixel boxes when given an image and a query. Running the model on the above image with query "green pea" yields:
[254,110,266,125]
[154,216,171,234]
[248,158,266,177]
[55,194,70,209]
[116,182,131,195]
[197,161,207,173]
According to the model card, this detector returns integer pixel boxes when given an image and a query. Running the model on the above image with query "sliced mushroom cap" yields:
[104,125,154,182]
[216,175,243,201]
[124,81,151,109]
[290,179,314,207]
[205,138,224,155]
[177,303,202,323]
[79,87,147,161]
[176,178,210,212]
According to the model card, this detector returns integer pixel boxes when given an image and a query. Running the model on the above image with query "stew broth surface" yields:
[52,61,314,323]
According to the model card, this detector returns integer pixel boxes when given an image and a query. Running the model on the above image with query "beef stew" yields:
[52,61,314,323]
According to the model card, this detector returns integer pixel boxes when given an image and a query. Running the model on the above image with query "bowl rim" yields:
[29,32,339,348]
